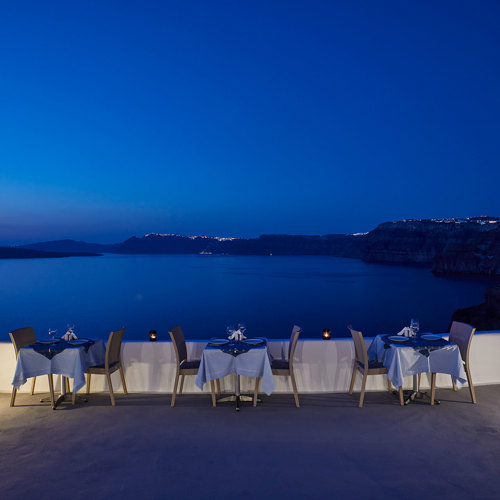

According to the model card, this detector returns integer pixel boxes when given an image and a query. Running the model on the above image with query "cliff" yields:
[363,217,500,276]
[452,285,500,330]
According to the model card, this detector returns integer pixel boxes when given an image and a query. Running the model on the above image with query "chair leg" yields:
[179,374,185,395]
[72,379,77,405]
[253,377,260,407]
[48,375,55,408]
[290,371,300,408]
[10,386,17,407]
[348,365,357,395]
[399,386,404,406]
[171,372,179,407]
[465,366,477,404]
[430,373,436,405]
[359,372,368,408]
[119,366,128,394]
[417,373,421,391]
[106,372,116,406]
[451,375,457,391]
[65,378,71,393]
[30,377,36,395]
[86,373,91,395]
[210,380,216,407]
[216,378,221,396]
[387,377,392,393]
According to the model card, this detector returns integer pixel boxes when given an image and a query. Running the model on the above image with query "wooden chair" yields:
[9,327,55,407]
[85,328,127,406]
[430,321,476,405]
[169,326,216,407]
[268,325,302,408]
[348,326,404,407]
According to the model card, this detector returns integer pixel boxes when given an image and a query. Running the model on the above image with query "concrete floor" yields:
[1,386,500,500]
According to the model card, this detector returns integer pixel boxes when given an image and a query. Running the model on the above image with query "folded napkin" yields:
[62,328,77,341]
[228,329,247,341]
[396,327,413,337]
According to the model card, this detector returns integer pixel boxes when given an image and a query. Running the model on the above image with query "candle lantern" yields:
[322,328,331,340]
[149,330,158,341]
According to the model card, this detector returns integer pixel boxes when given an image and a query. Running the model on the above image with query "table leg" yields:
[400,374,440,405]
[216,374,258,410]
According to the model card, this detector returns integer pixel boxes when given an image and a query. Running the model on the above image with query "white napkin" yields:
[62,328,77,341]
[228,329,247,341]
[396,327,412,337]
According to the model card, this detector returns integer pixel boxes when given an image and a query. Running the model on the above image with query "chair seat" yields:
[86,361,119,374]
[271,359,289,370]
[180,359,201,370]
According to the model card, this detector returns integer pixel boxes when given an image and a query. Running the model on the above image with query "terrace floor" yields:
[1,386,500,500]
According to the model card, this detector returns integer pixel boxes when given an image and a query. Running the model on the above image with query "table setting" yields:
[195,323,275,410]
[12,325,105,409]
[367,319,467,405]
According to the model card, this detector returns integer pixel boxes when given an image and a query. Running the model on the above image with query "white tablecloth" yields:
[367,335,467,390]
[195,345,276,395]
[12,340,105,393]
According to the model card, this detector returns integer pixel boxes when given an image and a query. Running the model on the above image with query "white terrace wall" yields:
[1,332,499,395]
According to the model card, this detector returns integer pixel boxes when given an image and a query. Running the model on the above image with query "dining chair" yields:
[430,321,477,405]
[9,327,55,407]
[269,325,302,408]
[348,326,404,407]
[169,326,217,407]
[85,328,127,406]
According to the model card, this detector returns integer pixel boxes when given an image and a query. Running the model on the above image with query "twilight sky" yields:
[1,1,499,244]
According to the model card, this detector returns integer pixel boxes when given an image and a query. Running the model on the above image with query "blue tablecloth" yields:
[195,340,275,395]
[12,339,105,393]
[367,334,467,390]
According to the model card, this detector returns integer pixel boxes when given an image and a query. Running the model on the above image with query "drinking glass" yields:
[237,323,246,336]
[410,319,420,336]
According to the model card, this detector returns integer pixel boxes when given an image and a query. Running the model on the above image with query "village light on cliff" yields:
[149,330,158,341]
[323,328,331,339]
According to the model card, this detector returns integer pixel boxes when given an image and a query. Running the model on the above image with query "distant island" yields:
[5,216,500,277]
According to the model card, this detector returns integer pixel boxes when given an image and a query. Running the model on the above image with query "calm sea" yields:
[0,254,496,342]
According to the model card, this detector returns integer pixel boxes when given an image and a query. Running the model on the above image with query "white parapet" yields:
[1,332,499,394]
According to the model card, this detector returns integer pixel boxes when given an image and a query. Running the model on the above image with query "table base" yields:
[398,390,440,406]
[217,394,260,411]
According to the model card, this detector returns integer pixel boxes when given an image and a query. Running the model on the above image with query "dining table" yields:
[12,337,105,409]
[195,337,275,411]
[367,333,467,405]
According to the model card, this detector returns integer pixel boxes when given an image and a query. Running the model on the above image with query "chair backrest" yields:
[105,328,125,369]
[449,321,475,363]
[169,326,187,367]
[348,326,368,368]
[9,327,36,357]
[288,325,302,367]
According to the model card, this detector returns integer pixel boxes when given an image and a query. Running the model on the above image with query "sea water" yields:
[0,254,496,341]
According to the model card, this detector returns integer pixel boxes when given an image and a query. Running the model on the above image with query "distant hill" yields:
[22,239,117,254]
[112,233,366,258]
[0,247,101,259]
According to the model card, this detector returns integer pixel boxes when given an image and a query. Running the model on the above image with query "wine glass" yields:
[48,328,57,340]
[410,319,420,337]
[237,323,246,336]
[226,325,235,338]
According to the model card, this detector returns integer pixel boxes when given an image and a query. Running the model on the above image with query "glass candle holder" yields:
[323,329,331,339]
[149,330,158,341]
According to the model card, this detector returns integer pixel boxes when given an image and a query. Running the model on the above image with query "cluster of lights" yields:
[144,233,238,241]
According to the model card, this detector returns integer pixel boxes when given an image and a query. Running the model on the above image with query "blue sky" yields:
[1,1,499,244]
